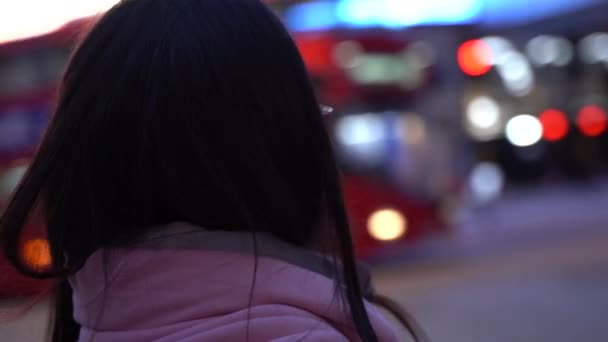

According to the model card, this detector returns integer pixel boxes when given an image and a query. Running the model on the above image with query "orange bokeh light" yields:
[539,109,569,141]
[21,238,52,270]
[457,39,493,77]
[577,105,608,137]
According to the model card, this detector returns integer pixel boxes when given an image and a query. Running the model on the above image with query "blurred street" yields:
[3,185,608,341]
[375,228,608,342]
[373,182,608,342]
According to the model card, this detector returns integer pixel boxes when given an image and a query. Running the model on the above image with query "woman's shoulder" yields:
[70,223,399,341]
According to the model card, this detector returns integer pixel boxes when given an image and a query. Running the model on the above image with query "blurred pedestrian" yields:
[1,0,425,341]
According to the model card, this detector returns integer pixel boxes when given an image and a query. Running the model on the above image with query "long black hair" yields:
[0,0,380,340]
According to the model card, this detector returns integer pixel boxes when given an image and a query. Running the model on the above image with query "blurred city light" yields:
[336,0,481,28]
[286,0,600,31]
[526,35,574,67]
[505,114,543,147]
[539,109,569,142]
[332,40,364,69]
[3,0,601,40]
[481,36,515,65]
[469,161,505,203]
[579,33,608,64]
[320,105,335,116]
[285,1,338,32]
[335,114,388,165]
[367,208,408,241]
[294,34,335,72]
[577,105,608,137]
[20,239,51,271]
[0,0,118,43]
[552,38,575,66]
[465,96,503,141]
[495,51,535,96]
[336,114,385,145]
[467,96,500,129]
[458,39,493,76]
[348,53,425,89]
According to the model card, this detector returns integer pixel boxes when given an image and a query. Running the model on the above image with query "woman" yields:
[1,0,424,341]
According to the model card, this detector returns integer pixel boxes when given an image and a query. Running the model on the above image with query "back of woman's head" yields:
[1,0,379,340]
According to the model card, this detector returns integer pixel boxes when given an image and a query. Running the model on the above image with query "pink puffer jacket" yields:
[69,223,398,341]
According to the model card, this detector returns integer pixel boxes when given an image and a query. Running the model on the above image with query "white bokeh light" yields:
[467,96,499,129]
[579,33,608,64]
[335,114,387,165]
[336,114,385,145]
[481,36,515,65]
[495,51,535,97]
[505,114,543,147]
[527,35,573,67]
[367,208,408,241]
[464,96,503,141]
[469,162,505,203]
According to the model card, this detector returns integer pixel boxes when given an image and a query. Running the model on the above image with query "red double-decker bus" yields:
[0,17,443,298]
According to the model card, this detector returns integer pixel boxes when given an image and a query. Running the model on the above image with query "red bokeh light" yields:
[457,39,493,77]
[539,109,569,141]
[577,105,608,137]
[295,34,335,73]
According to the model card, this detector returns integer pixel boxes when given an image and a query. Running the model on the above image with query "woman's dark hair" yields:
[0,0,382,340]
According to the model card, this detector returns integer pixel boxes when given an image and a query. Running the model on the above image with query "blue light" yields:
[336,0,482,28]
[285,1,339,31]
[283,0,602,32]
